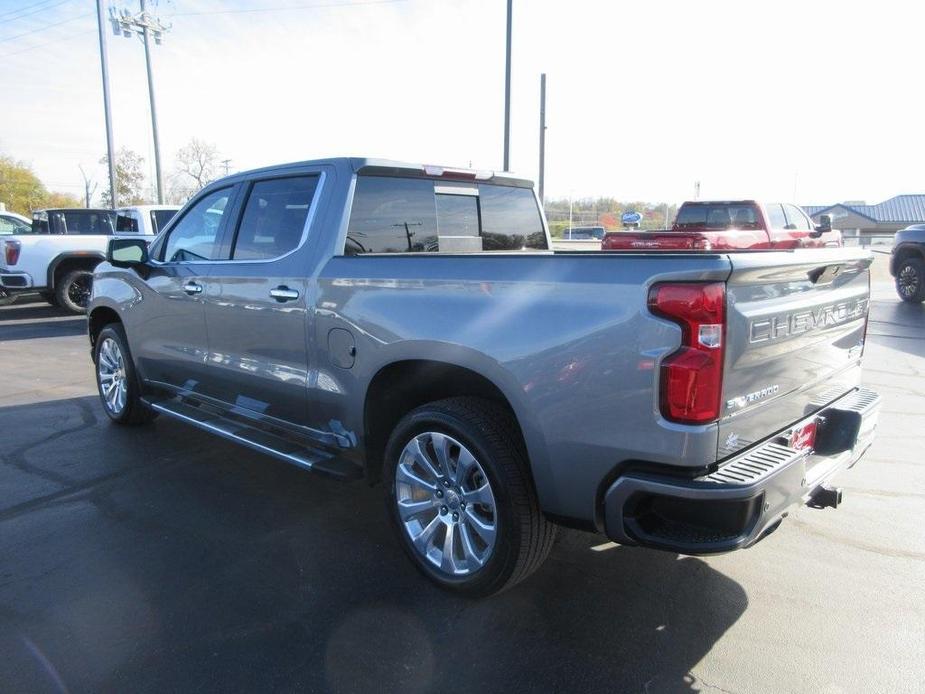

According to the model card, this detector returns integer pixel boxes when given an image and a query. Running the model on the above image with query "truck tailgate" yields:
[719,248,872,459]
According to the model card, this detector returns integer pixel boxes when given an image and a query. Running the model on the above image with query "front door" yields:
[200,173,322,427]
[132,186,236,394]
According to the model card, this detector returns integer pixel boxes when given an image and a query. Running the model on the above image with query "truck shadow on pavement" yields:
[0,300,86,342]
[0,395,747,694]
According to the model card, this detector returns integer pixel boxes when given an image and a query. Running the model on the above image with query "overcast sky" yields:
[1,0,923,206]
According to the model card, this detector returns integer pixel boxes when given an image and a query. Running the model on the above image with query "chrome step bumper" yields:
[602,387,881,554]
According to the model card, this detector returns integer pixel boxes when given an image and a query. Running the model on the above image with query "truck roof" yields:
[220,157,535,190]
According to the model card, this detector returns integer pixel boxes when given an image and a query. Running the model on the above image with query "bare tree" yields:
[175,138,220,195]
[78,165,98,208]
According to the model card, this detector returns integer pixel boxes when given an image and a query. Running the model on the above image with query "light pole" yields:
[112,2,170,204]
[96,0,117,208]
[503,0,512,171]
[538,73,546,203]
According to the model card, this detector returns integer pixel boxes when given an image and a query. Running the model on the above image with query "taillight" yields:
[648,282,726,424]
[4,240,20,266]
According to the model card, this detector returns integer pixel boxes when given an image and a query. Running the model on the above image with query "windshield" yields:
[674,204,761,230]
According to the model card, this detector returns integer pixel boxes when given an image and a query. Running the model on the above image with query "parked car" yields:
[890,223,925,303]
[88,158,879,596]
[602,200,841,250]
[0,208,151,313]
[115,205,180,236]
[0,211,31,235]
[563,225,605,240]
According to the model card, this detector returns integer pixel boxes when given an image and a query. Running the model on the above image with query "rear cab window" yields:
[675,203,762,230]
[345,175,547,254]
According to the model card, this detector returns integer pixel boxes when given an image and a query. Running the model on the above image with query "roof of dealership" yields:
[804,194,925,223]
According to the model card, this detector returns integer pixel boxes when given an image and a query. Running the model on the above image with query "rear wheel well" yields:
[363,360,526,484]
[88,307,121,352]
[892,245,925,274]
[51,256,102,288]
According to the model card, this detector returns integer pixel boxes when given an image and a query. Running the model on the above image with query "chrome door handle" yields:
[270,286,300,302]
[183,282,203,295]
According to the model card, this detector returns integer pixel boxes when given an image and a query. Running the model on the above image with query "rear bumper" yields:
[603,387,881,554]
[0,268,34,291]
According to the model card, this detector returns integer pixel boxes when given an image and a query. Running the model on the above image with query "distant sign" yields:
[621,211,643,225]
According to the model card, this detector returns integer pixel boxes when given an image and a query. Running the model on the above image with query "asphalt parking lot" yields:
[1,262,923,693]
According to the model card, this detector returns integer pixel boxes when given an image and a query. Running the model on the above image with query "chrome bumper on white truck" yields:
[603,387,881,554]
[0,268,34,290]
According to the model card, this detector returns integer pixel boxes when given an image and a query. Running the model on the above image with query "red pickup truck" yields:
[602,200,840,251]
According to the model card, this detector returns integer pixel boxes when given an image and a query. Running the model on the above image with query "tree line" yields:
[0,138,225,215]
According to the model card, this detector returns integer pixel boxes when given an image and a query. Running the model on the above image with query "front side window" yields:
[783,204,811,231]
[345,176,547,254]
[116,212,139,232]
[232,175,320,260]
[162,188,231,262]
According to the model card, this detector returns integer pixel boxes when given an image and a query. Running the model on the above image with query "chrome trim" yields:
[269,287,299,301]
[434,184,479,196]
[182,282,203,294]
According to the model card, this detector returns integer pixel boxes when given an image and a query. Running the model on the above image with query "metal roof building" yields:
[802,195,925,237]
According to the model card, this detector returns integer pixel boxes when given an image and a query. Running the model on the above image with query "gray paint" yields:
[89,157,876,527]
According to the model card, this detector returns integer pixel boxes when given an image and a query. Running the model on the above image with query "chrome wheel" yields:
[395,432,497,576]
[898,264,919,299]
[97,337,128,414]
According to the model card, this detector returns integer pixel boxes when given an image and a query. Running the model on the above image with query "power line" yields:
[0,0,73,23]
[172,0,407,17]
[0,11,92,44]
[0,28,93,58]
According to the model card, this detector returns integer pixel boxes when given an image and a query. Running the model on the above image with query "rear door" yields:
[199,171,324,426]
[132,186,238,393]
[717,248,872,458]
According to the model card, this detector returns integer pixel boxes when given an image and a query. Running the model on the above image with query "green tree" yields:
[0,155,47,214]
[99,148,149,207]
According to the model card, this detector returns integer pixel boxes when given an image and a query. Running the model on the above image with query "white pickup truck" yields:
[0,206,175,313]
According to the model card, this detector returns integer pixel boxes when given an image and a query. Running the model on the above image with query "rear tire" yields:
[94,323,157,426]
[56,268,94,314]
[895,257,925,303]
[384,397,556,597]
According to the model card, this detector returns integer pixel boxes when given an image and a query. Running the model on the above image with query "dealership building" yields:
[804,194,925,239]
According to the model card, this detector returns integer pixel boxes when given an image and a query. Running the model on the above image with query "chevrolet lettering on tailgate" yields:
[749,298,869,344]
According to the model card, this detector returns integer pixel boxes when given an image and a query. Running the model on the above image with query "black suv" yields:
[891,224,925,303]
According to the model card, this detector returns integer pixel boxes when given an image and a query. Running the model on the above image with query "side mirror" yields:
[108,238,149,268]
[815,214,832,233]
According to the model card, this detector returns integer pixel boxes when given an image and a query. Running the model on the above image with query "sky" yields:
[1,0,923,207]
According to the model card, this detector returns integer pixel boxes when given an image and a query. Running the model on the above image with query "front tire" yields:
[94,324,157,426]
[56,268,94,314]
[895,257,925,303]
[384,397,556,597]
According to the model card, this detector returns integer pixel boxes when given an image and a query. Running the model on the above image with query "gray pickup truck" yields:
[87,158,880,596]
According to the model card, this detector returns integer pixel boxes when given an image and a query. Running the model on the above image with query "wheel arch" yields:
[362,357,540,489]
[891,243,925,276]
[47,251,106,289]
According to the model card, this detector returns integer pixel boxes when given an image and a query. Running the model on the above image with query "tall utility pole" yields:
[79,165,98,208]
[112,2,170,203]
[96,0,117,208]
[538,73,546,204]
[502,0,512,171]
[221,159,232,177]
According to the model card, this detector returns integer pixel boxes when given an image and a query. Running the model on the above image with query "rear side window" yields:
[765,203,787,229]
[232,175,320,260]
[116,213,139,232]
[345,176,547,254]
[57,211,115,235]
[151,209,177,234]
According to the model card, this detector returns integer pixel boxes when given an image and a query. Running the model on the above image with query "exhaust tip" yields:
[809,486,843,509]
